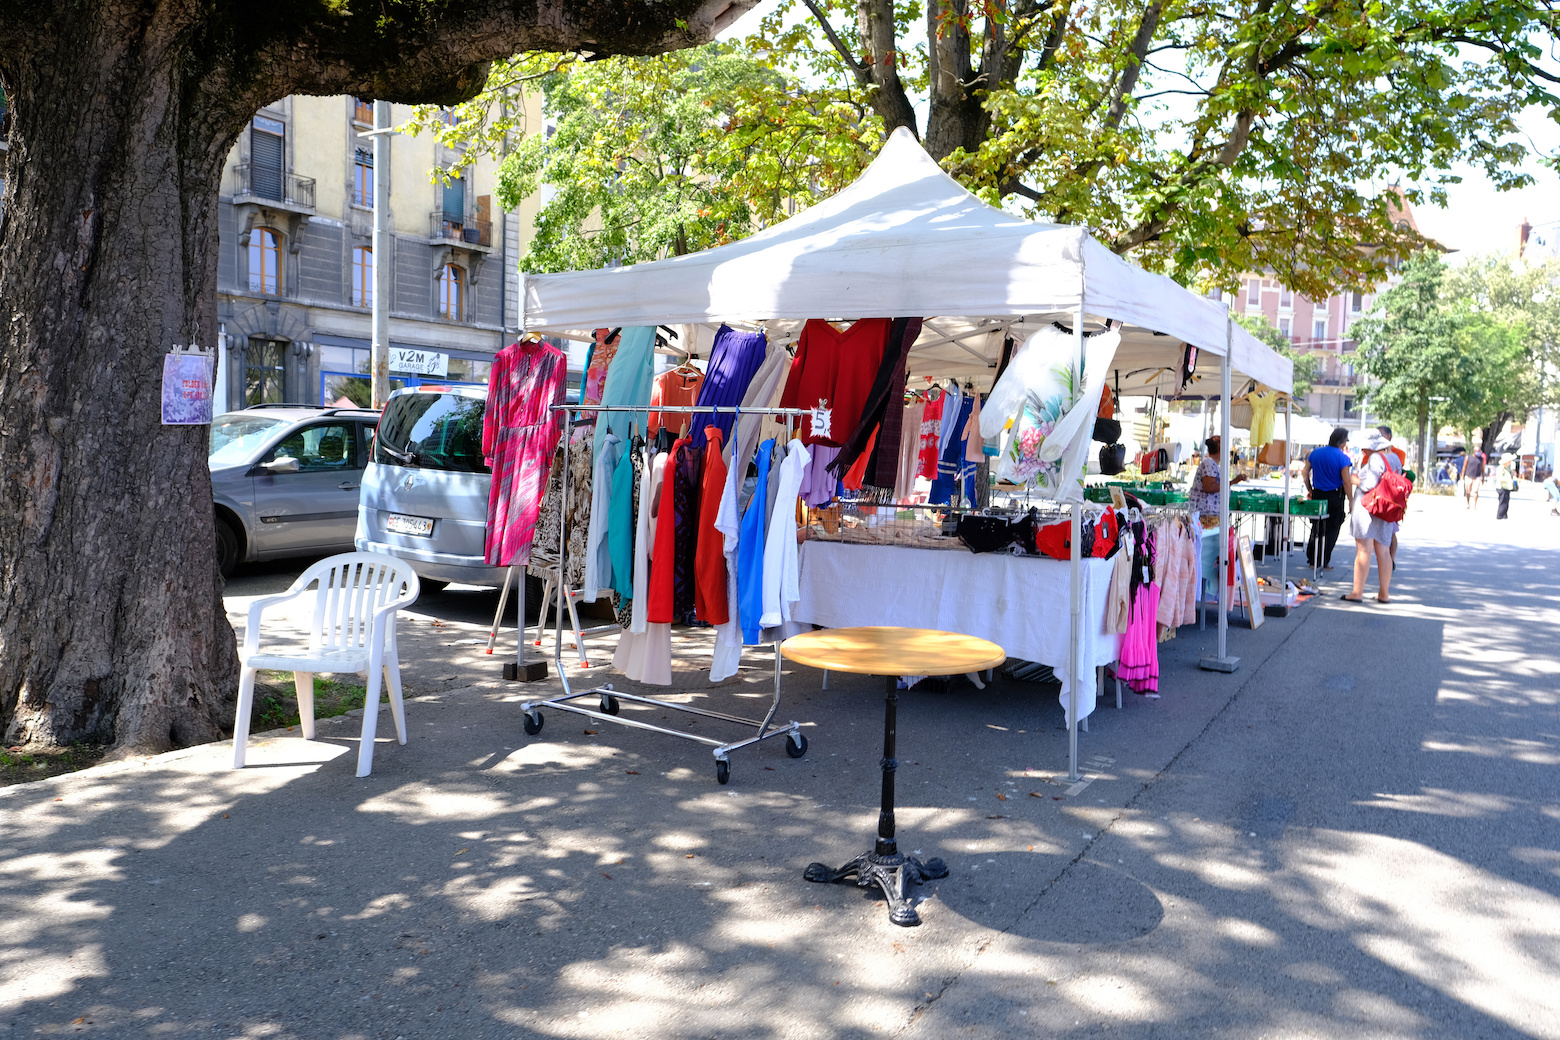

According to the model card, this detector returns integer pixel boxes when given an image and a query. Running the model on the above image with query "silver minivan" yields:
[355,386,510,592]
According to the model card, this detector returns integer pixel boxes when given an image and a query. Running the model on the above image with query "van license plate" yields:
[386,513,434,536]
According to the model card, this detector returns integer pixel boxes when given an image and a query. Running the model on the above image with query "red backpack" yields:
[1363,459,1412,522]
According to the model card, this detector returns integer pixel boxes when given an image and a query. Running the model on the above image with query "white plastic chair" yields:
[232,552,420,777]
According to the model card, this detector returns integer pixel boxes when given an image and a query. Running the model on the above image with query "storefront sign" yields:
[162,350,214,425]
[390,347,449,377]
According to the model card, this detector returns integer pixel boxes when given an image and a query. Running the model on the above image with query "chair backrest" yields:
[295,552,421,651]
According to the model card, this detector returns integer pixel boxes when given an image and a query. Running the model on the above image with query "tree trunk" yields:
[0,8,243,753]
[1415,399,1430,479]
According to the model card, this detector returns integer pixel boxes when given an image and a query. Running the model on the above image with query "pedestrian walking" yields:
[1544,470,1560,516]
[1302,427,1352,570]
[1342,430,1401,604]
[1495,453,1516,520]
[1463,449,1485,509]
[1365,425,1406,562]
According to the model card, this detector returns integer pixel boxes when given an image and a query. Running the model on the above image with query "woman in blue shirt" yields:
[1302,427,1353,569]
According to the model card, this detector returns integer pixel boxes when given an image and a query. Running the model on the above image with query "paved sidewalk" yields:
[3,493,1557,1038]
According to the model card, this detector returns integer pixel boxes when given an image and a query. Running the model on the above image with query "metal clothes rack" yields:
[517,402,820,785]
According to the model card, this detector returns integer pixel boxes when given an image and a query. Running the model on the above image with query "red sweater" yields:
[778,318,891,446]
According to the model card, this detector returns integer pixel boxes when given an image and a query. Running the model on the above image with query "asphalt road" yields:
[2,487,1556,1039]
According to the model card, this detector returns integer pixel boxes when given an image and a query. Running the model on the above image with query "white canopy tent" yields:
[523,127,1293,779]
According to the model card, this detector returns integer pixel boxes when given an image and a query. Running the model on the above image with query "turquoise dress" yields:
[592,326,655,456]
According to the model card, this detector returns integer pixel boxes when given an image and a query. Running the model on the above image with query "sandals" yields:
[1340,594,1365,602]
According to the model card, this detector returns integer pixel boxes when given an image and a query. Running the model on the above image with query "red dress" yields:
[917,391,944,479]
[647,435,691,624]
[694,427,729,625]
[481,340,567,566]
[778,319,891,446]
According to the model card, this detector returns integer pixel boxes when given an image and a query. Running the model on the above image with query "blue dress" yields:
[592,326,655,456]
[738,439,776,644]
[929,393,977,505]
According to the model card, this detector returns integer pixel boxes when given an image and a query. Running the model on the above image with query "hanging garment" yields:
[964,394,985,463]
[672,440,704,618]
[725,339,790,470]
[581,431,621,602]
[895,399,926,501]
[917,390,944,479]
[929,392,977,506]
[829,316,923,477]
[532,429,594,586]
[778,318,892,446]
[867,319,924,488]
[1116,582,1162,695]
[1246,390,1278,451]
[1106,530,1135,634]
[608,438,639,603]
[593,325,655,457]
[695,427,730,625]
[688,324,769,450]
[580,328,620,415]
[710,433,749,681]
[841,428,876,491]
[980,326,1121,499]
[937,381,963,462]
[613,449,672,685]
[649,368,704,436]
[738,439,776,644]
[647,436,692,624]
[481,339,568,566]
[760,440,811,628]
[800,443,841,506]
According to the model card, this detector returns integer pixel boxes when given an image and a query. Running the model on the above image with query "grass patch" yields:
[1,744,109,787]
[251,671,369,732]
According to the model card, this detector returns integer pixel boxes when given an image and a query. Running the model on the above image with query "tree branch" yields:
[801,0,870,80]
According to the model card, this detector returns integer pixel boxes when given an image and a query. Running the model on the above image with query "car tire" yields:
[216,518,240,578]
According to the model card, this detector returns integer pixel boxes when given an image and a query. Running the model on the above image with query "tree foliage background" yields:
[415,0,1560,299]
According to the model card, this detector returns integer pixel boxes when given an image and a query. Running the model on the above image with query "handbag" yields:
[1099,443,1126,475]
[1092,417,1121,444]
[957,514,1019,554]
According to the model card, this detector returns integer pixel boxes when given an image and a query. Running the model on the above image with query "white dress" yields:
[760,441,810,627]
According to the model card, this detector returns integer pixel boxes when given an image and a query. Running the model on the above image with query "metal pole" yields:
[370,100,392,409]
[1066,292,1084,782]
[1280,393,1291,608]
[1201,305,1240,672]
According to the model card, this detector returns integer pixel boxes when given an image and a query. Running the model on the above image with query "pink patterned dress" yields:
[482,340,567,566]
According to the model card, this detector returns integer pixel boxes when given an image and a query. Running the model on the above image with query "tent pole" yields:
[1280,394,1292,613]
[1201,304,1240,672]
[1067,297,1084,783]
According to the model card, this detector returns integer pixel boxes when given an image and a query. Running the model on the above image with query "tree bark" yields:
[0,0,753,755]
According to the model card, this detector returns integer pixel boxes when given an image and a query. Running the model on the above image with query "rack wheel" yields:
[785,732,809,759]
[523,711,544,735]
[600,694,621,715]
[715,759,731,785]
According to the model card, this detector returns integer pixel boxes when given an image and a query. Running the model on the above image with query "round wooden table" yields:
[781,626,1006,926]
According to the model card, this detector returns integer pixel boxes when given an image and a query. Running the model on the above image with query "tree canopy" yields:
[428,0,1560,300]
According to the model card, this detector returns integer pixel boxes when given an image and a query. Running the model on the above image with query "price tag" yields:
[810,400,832,440]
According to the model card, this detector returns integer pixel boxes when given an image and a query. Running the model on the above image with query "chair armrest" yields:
[241,585,313,657]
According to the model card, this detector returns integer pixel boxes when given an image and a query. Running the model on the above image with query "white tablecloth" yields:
[795,542,1116,722]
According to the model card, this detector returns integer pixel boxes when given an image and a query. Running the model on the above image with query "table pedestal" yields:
[804,675,948,926]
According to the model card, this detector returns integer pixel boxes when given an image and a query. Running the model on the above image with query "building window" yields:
[1279,286,1293,309]
[1351,291,1363,313]
[352,97,374,124]
[438,264,464,320]
[353,149,373,208]
[1278,316,1292,339]
[246,338,287,405]
[352,247,373,308]
[1245,279,1262,312]
[1313,319,1327,345]
[248,227,281,295]
[249,115,285,202]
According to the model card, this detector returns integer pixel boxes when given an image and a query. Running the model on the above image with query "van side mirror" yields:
[261,457,301,474]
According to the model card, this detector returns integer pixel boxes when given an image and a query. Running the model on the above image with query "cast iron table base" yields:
[804,675,949,926]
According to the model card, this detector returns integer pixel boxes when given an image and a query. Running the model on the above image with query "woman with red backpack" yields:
[1343,430,1406,603]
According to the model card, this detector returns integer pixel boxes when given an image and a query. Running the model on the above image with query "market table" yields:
[780,627,1006,926]
[794,541,1114,724]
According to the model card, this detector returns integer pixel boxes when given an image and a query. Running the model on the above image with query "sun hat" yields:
[1359,430,1390,452]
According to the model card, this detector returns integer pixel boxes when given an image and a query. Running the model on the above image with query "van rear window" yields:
[375,393,489,474]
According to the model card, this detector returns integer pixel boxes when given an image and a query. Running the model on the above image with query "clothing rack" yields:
[515,402,820,786]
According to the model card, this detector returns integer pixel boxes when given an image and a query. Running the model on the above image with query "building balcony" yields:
[429,211,493,250]
[233,164,316,213]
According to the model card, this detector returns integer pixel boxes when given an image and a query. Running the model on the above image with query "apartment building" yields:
[215,94,542,410]
[1226,199,1421,423]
